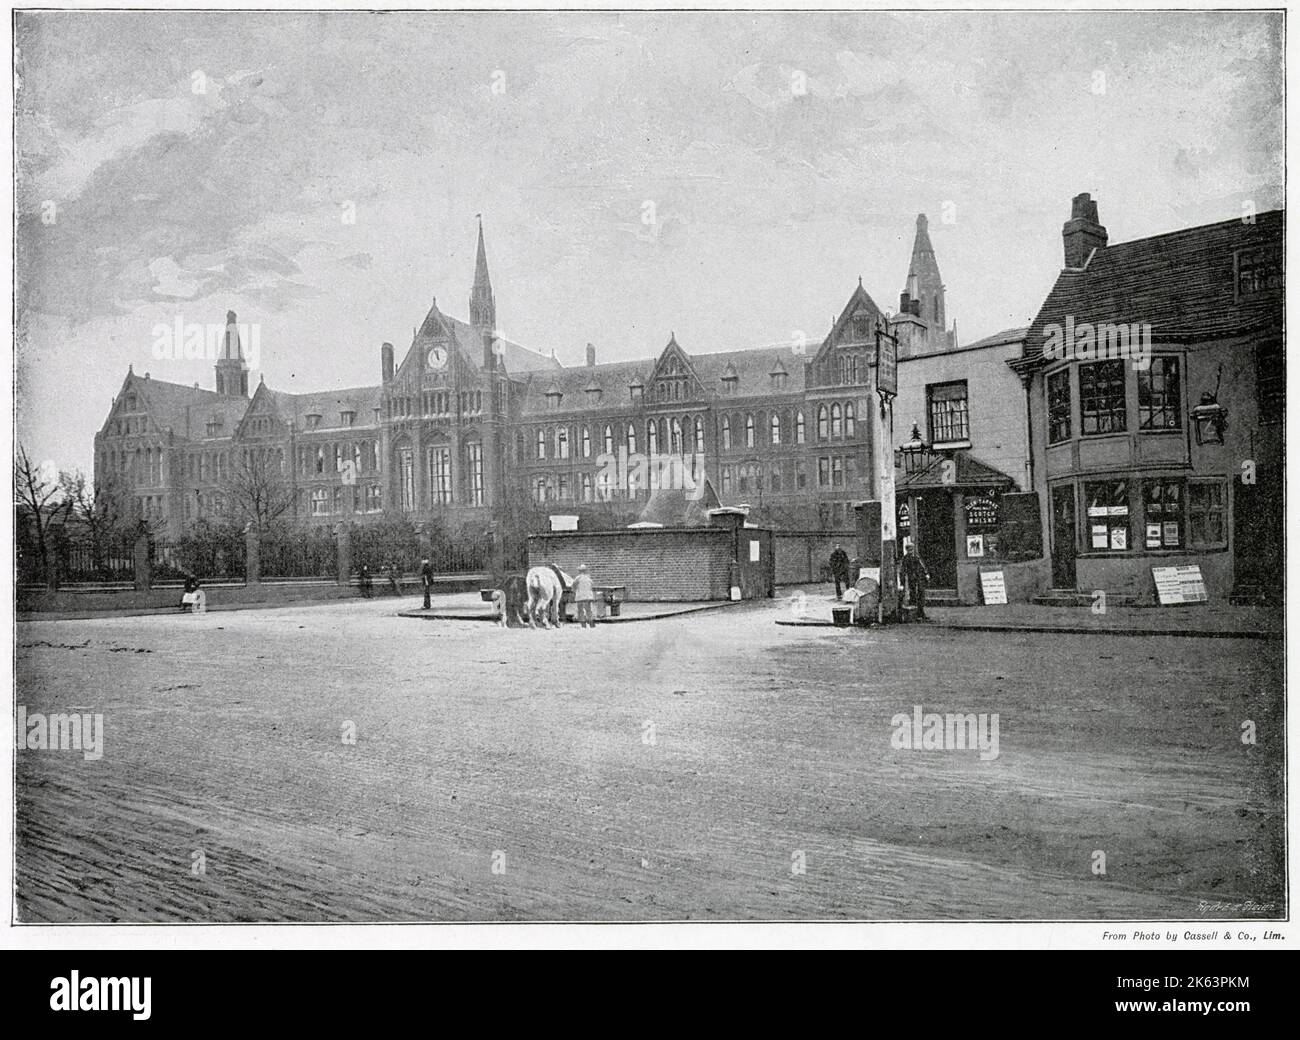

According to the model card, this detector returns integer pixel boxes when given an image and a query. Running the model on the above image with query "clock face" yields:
[427,346,448,369]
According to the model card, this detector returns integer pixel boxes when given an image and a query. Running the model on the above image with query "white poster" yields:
[966,534,984,558]
[748,539,760,562]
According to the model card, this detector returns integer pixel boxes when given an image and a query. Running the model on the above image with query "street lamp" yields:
[1191,370,1228,445]
[874,319,900,623]
[898,422,931,475]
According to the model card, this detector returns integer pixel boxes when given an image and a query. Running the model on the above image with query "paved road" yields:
[15,597,1285,921]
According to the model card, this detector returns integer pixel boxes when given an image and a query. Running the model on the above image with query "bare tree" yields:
[59,467,130,576]
[218,446,296,531]
[14,444,72,583]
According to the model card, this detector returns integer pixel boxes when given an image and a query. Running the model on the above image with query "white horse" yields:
[524,565,566,629]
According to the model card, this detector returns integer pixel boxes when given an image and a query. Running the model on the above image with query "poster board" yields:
[1152,564,1208,605]
[979,570,1007,605]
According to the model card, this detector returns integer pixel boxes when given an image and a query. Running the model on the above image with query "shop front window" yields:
[1084,479,1129,551]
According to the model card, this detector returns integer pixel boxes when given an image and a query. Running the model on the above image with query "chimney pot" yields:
[586,343,596,367]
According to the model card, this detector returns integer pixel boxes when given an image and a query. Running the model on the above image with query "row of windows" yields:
[308,484,385,516]
[1059,477,1227,553]
[299,441,381,479]
[1048,358,1183,443]
[389,391,482,420]
[111,415,153,437]
[526,404,862,461]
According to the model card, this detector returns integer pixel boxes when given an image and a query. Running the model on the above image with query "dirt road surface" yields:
[14,595,1285,922]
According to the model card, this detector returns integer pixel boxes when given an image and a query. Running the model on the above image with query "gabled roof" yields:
[897,450,1019,492]
[518,358,649,414]
[1022,209,1283,360]
[120,373,250,442]
[267,385,383,430]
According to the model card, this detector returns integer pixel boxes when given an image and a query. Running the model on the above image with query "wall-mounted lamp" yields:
[1191,365,1228,445]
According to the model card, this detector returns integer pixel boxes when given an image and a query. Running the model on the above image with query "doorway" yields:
[1050,483,1077,589]
[917,490,957,589]
[1233,474,1282,603]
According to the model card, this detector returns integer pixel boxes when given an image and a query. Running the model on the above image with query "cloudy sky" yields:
[15,9,1283,473]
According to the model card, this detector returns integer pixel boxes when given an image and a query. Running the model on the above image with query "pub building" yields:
[1009,194,1284,604]
[887,324,1045,605]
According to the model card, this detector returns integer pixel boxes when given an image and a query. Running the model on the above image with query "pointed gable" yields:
[810,280,884,388]
[646,334,708,404]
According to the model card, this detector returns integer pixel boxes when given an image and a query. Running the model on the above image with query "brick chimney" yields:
[381,342,394,383]
[586,343,596,367]
[1063,192,1107,269]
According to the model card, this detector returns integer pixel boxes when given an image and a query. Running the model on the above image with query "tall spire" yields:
[470,215,496,330]
[903,213,945,330]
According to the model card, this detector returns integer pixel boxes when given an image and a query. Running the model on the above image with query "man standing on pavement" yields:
[829,543,850,599]
[900,544,931,621]
[572,563,596,629]
[420,556,433,610]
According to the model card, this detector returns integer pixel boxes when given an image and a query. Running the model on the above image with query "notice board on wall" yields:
[1152,565,1208,605]
[979,570,1007,605]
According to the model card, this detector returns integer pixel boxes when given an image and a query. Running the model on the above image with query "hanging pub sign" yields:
[964,494,999,529]
[897,502,910,533]
[876,327,897,397]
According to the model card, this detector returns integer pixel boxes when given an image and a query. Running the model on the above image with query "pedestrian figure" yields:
[572,563,596,629]
[386,560,401,596]
[179,574,201,613]
[900,544,931,621]
[420,556,433,609]
[358,564,373,599]
[829,543,851,599]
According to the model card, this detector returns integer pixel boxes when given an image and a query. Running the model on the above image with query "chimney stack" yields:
[1063,192,1107,268]
[586,343,596,367]
[381,342,394,383]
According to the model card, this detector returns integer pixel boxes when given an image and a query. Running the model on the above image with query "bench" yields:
[593,585,626,617]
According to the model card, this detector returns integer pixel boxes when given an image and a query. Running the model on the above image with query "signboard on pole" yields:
[877,328,897,397]
[1152,565,1208,605]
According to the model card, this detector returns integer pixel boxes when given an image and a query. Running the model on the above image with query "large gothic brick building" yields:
[95,217,957,537]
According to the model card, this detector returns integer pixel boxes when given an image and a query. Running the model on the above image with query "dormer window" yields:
[341,410,356,427]
[545,388,563,410]
[205,416,223,437]
[584,379,602,405]
[306,413,321,430]
[373,407,381,424]
[721,364,739,396]
[628,377,644,403]
[770,362,788,390]
[1235,246,1282,300]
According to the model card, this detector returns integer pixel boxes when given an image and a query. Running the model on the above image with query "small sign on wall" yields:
[749,539,760,562]
[965,534,984,558]
[979,570,1008,605]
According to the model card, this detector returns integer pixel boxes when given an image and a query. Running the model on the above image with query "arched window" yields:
[817,405,829,440]
[722,468,731,494]
[694,416,705,453]
[627,423,637,455]
[581,473,592,501]
[557,426,569,459]
[745,414,755,448]
[647,420,658,455]
[604,425,614,455]
[770,413,781,445]
[845,402,856,439]
[536,429,546,460]
[722,416,731,450]
[670,417,683,454]
[582,426,591,458]
[831,403,843,438]
[315,446,325,474]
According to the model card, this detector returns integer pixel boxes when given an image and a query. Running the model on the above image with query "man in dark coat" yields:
[900,544,931,621]
[829,543,851,598]
[420,556,434,609]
